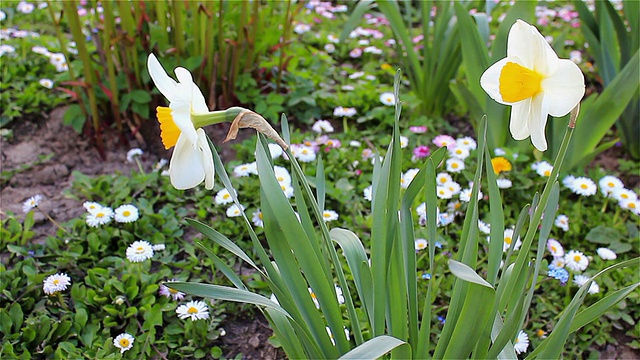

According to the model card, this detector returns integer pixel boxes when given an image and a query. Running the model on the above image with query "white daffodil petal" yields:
[480,58,512,104]
[542,59,585,116]
[169,101,199,144]
[507,20,537,69]
[509,99,532,140]
[147,54,179,101]
[174,67,209,114]
[169,134,206,189]
[529,94,550,151]
[196,129,215,190]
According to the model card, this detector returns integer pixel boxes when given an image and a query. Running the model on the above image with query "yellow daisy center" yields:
[258,213,263,219]
[629,202,636,209]
[323,213,331,218]
[187,306,198,314]
[551,246,557,252]
[536,329,546,337]
[123,211,131,217]
[157,106,180,149]
[96,213,104,218]
[607,182,614,187]
[452,163,459,169]
[169,288,178,294]
[543,170,551,176]
[580,183,588,189]
[439,178,447,184]
[573,255,581,262]
[504,236,512,245]
[53,279,60,285]
[119,338,130,347]
[135,246,144,254]
[621,193,629,199]
[499,62,544,102]
[223,194,230,199]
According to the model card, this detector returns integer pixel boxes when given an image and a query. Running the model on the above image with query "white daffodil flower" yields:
[480,19,585,151]
[147,53,214,190]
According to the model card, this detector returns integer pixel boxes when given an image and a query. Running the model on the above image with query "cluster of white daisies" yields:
[82,201,139,227]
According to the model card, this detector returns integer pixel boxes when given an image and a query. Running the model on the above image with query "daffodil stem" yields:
[191,107,246,128]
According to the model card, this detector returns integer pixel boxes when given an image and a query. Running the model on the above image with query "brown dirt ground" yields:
[0,106,281,359]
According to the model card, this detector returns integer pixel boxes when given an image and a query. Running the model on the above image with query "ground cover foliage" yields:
[1,0,639,359]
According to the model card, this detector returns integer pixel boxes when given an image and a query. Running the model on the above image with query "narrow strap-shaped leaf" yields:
[569,282,640,333]
[186,219,258,271]
[168,282,290,317]
[194,241,246,291]
[442,260,496,359]
[338,336,406,360]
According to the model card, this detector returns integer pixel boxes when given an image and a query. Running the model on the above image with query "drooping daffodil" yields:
[480,19,585,151]
[147,53,218,189]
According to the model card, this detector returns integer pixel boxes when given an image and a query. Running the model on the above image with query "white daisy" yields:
[214,188,235,205]
[226,204,245,218]
[113,333,135,353]
[414,238,428,251]
[436,186,454,200]
[551,257,565,269]
[596,247,617,260]
[555,214,569,231]
[308,288,320,309]
[598,175,624,197]
[176,300,210,320]
[312,120,334,133]
[613,188,638,202]
[280,184,294,198]
[573,275,600,294]
[23,194,43,213]
[294,145,316,163]
[334,285,345,304]
[400,136,409,149]
[159,279,185,301]
[379,92,396,106]
[570,177,597,196]
[478,220,491,235]
[459,188,483,202]
[444,181,462,195]
[268,143,284,159]
[114,204,139,223]
[547,238,564,257]
[322,210,339,222]
[126,148,143,163]
[363,185,373,201]
[233,162,258,177]
[86,207,114,227]
[126,240,154,262]
[274,166,292,186]
[535,161,553,177]
[456,137,477,150]
[618,197,640,215]
[565,250,589,272]
[446,158,465,173]
[562,175,576,188]
[39,78,54,89]
[502,228,522,252]
[83,201,104,213]
[152,244,165,251]
[496,178,512,189]
[252,210,264,227]
[449,146,470,160]
[401,168,420,189]
[435,174,452,188]
[514,330,529,354]
[43,273,71,295]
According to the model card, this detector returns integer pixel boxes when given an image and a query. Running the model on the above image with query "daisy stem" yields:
[600,197,609,213]
[342,116,349,134]
[37,207,68,235]
[564,272,572,307]
[134,158,145,175]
